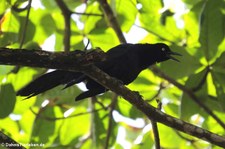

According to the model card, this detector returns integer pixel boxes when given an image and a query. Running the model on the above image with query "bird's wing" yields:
[94,44,140,85]
[105,44,134,59]
[96,44,134,69]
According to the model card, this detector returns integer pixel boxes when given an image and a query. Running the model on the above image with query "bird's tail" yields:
[17,70,84,99]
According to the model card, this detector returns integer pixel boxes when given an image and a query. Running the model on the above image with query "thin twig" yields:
[133,24,176,44]
[75,133,91,148]
[29,106,107,121]
[175,131,196,143]
[19,0,32,49]
[72,11,103,17]
[150,66,225,130]
[98,0,126,43]
[90,97,97,147]
[151,99,162,149]
[104,94,117,149]
[55,0,72,52]
[146,82,166,102]
[191,66,210,92]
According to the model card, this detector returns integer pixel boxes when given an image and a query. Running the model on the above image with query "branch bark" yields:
[0,48,225,147]
[0,131,25,149]
[0,47,105,70]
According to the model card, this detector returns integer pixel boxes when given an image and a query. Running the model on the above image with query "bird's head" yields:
[155,43,181,62]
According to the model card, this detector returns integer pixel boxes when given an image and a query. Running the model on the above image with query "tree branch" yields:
[0,47,105,70]
[104,95,117,149]
[72,11,103,17]
[55,0,72,52]
[98,0,126,43]
[0,131,25,149]
[19,0,32,49]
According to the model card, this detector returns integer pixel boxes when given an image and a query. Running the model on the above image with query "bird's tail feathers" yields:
[17,70,84,99]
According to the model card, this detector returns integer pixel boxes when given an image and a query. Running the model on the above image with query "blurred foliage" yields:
[0,0,225,148]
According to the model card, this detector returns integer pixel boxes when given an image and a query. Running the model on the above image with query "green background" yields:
[0,0,225,148]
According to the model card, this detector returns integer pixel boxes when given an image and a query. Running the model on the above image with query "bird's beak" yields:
[167,51,182,62]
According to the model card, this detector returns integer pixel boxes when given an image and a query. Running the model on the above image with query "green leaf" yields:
[7,67,39,91]
[0,1,10,14]
[88,28,120,50]
[0,11,20,46]
[64,0,82,10]
[129,69,161,100]
[0,84,16,118]
[180,68,208,120]
[83,2,103,34]
[117,99,143,118]
[40,0,58,10]
[138,0,185,42]
[18,110,36,143]
[0,66,13,75]
[131,131,154,149]
[37,85,82,105]
[0,117,19,136]
[31,107,62,146]
[212,52,225,109]
[18,17,36,45]
[29,9,58,45]
[183,1,203,49]
[40,14,57,36]
[160,44,201,79]
[70,19,84,50]
[115,0,137,32]
[0,32,18,47]
[91,104,107,148]
[212,52,225,74]
[180,68,222,119]
[164,103,179,118]
[203,111,225,134]
[59,106,90,145]
[182,0,202,6]
[199,0,225,61]
[158,124,183,148]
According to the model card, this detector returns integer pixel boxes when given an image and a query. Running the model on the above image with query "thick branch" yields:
[0,48,225,147]
[0,47,105,70]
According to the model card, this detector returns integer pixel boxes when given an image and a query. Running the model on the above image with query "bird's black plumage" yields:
[17,43,181,101]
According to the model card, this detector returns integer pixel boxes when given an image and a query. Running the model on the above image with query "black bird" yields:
[17,43,181,101]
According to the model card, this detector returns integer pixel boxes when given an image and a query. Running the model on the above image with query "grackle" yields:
[17,43,181,101]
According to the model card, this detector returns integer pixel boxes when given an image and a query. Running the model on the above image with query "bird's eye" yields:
[162,47,166,51]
